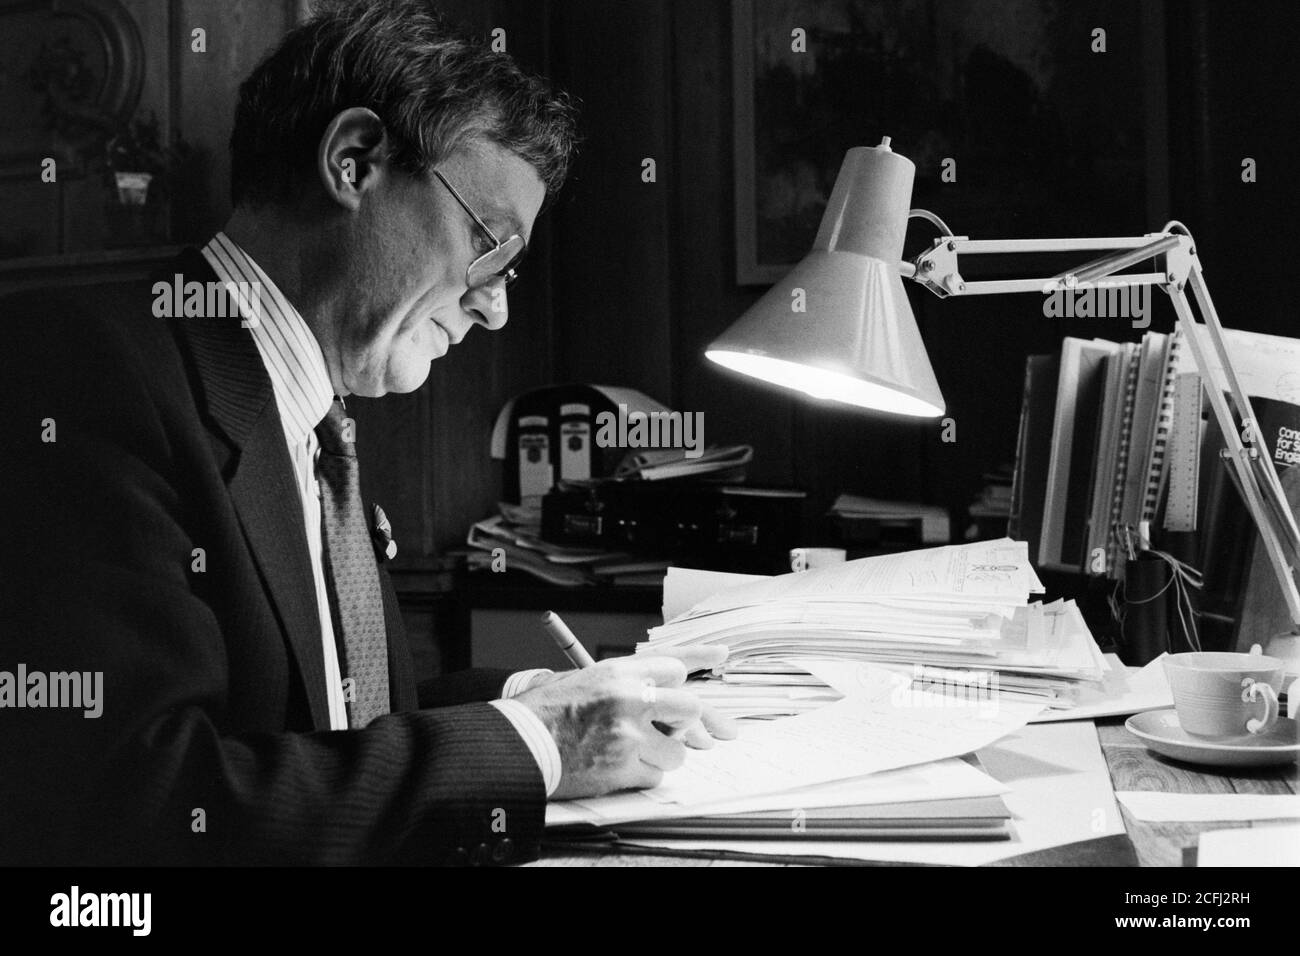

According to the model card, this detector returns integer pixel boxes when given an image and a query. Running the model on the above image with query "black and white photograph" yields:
[0,0,1296,928]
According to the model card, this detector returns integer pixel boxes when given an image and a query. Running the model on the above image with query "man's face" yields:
[336,137,546,396]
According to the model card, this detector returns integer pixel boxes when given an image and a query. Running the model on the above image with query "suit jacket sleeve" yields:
[0,295,544,867]
[417,669,516,708]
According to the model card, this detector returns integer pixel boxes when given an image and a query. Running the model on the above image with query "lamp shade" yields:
[707,141,945,417]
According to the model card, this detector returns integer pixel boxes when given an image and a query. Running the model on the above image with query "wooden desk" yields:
[1095,718,1298,867]
[530,716,1298,867]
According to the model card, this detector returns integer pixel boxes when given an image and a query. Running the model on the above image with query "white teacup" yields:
[789,547,847,573]
[1163,651,1284,738]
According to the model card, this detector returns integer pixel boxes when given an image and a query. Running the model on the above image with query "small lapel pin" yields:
[371,503,397,561]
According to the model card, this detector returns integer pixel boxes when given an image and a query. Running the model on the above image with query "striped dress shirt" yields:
[201,233,560,795]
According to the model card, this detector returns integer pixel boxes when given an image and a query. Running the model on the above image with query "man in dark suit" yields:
[0,0,731,866]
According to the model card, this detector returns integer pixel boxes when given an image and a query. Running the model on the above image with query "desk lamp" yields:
[707,137,1300,669]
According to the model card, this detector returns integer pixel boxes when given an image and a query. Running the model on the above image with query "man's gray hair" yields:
[230,0,578,208]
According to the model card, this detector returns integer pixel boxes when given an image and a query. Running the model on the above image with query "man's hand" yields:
[515,646,737,800]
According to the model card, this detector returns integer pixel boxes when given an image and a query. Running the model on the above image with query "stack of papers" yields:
[541,543,1152,857]
[547,755,1012,840]
[686,669,842,719]
[640,539,1107,712]
[570,721,1130,865]
[466,511,670,587]
[613,444,753,482]
[547,671,1041,839]
[801,652,1171,723]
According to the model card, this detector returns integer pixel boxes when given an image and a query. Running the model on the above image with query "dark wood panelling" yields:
[426,0,557,559]
[549,0,675,400]
[172,0,293,240]
[1166,0,1298,341]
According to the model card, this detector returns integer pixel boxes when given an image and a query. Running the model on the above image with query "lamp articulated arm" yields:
[900,221,1300,632]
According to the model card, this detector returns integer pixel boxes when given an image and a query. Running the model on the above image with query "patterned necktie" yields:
[315,398,390,728]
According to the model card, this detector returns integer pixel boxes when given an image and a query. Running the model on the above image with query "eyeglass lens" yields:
[468,234,526,287]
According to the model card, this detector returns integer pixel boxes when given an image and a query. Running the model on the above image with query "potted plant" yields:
[28,36,188,246]
[106,115,164,205]
[101,113,189,246]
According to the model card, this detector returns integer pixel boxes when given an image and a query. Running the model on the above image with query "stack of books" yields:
[1009,326,1300,585]
[1009,331,1185,579]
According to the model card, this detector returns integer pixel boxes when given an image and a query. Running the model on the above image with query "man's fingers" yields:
[627,763,665,791]
[680,701,738,749]
[699,701,739,741]
[639,727,687,772]
[608,654,689,688]
[643,686,703,729]
[613,644,729,686]
[682,721,715,749]
[643,644,729,675]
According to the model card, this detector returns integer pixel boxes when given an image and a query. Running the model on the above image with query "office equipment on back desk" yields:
[827,494,950,547]
[542,481,805,575]
[490,384,675,503]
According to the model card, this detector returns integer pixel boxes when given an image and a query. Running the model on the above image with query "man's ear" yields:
[317,107,388,211]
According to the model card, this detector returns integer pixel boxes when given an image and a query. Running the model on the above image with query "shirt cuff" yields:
[501,668,554,698]
[489,698,562,798]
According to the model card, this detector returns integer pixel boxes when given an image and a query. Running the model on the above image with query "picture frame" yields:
[731,0,1167,287]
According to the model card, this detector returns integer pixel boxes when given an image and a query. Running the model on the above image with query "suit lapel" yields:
[168,249,331,729]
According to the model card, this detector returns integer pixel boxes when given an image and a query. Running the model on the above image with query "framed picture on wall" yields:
[731,0,1167,286]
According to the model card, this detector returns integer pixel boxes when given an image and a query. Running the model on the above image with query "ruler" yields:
[1164,372,1203,532]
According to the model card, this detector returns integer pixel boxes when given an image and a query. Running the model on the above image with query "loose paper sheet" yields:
[1198,825,1300,866]
[1117,792,1300,822]
[1029,654,1172,722]
[661,567,768,623]
[619,721,1127,865]
[678,539,1036,620]
[545,756,1006,828]
[645,675,1041,805]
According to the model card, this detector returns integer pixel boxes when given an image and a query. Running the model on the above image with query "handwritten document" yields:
[647,675,1042,804]
[677,539,1036,621]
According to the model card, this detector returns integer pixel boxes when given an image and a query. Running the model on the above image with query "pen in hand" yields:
[540,609,680,737]
[540,610,596,669]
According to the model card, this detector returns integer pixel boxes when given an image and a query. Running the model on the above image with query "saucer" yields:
[1125,709,1300,768]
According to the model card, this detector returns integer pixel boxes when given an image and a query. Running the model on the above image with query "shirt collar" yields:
[201,232,335,445]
